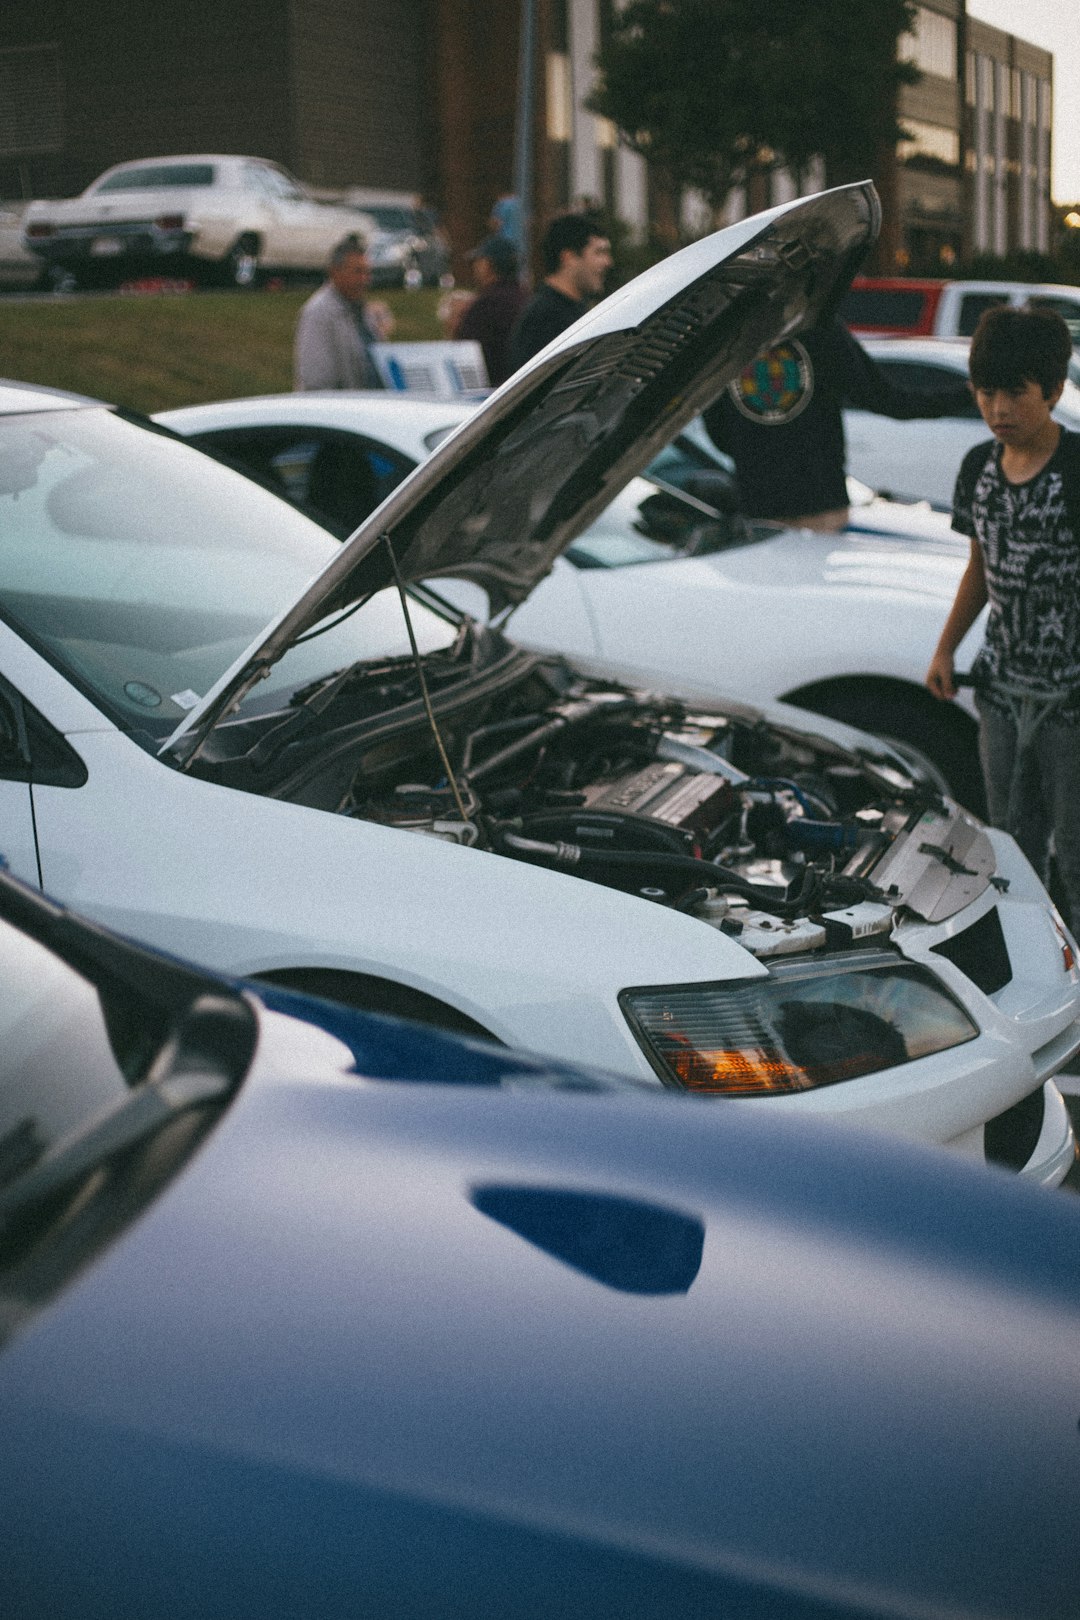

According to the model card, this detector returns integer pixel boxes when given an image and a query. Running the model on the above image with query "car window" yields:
[869,359,981,418]
[838,287,931,328]
[0,409,457,741]
[956,293,1009,336]
[565,477,767,569]
[93,164,215,192]
[257,167,307,201]
[366,207,415,232]
[645,435,739,509]
[241,164,278,196]
[185,425,415,540]
[1029,297,1080,347]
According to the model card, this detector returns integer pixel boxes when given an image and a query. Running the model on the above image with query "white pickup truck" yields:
[841,275,1080,341]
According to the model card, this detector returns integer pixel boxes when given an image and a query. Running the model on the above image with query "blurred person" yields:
[927,305,1080,933]
[294,233,392,392]
[702,316,971,530]
[508,214,613,372]
[452,236,526,387]
[488,192,523,251]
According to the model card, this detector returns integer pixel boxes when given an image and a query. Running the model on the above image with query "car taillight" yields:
[25,222,53,238]
[155,214,185,231]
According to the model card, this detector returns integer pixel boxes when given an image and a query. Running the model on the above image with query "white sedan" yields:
[6,183,1079,1187]
[844,336,1080,508]
[22,154,377,289]
[162,392,987,808]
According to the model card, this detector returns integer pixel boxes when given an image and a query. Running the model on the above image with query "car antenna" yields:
[380,532,472,828]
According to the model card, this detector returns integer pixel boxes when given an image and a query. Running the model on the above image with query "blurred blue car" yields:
[1,866,1080,1618]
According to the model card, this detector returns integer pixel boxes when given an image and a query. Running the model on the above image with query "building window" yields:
[980,53,995,112]
[900,7,957,81]
[898,119,960,173]
[546,51,572,142]
[0,44,63,157]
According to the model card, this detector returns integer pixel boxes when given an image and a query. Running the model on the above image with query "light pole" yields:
[512,0,539,281]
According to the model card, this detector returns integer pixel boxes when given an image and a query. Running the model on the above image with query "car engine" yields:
[331,661,950,960]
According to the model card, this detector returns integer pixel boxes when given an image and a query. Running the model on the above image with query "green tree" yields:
[587,0,918,238]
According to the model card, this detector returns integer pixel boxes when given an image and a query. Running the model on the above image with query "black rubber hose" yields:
[496,831,821,917]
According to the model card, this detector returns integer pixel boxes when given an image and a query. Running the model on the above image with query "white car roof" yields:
[860,336,972,361]
[0,380,97,416]
[158,393,474,466]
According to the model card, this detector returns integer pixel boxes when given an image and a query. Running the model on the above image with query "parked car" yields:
[161,390,986,807]
[0,202,46,290]
[21,154,378,289]
[841,274,1080,343]
[4,867,1080,1619]
[843,336,1080,507]
[2,185,1079,1185]
[340,188,452,288]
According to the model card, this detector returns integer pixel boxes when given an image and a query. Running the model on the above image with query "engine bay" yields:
[194,631,995,958]
[328,662,964,959]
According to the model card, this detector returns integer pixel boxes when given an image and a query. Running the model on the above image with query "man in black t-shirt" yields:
[508,214,613,373]
[702,318,971,529]
[927,305,1080,934]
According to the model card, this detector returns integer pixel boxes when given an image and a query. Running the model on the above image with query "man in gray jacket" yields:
[294,234,386,391]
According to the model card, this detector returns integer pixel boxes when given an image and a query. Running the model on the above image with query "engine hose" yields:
[464,698,609,783]
[497,832,822,918]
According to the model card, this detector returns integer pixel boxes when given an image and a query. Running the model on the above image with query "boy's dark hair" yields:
[541,213,603,274]
[969,304,1072,398]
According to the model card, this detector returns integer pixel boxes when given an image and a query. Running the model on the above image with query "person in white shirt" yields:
[294,234,391,391]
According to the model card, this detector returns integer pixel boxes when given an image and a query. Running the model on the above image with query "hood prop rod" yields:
[382,533,472,828]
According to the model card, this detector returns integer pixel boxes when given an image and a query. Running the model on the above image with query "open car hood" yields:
[163,183,878,764]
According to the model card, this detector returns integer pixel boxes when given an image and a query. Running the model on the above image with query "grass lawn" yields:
[0,285,444,414]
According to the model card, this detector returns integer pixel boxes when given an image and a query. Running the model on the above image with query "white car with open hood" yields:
[2,185,1078,1183]
[160,393,986,810]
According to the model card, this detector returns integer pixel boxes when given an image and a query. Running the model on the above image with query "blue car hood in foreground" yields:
[2,1048,1079,1620]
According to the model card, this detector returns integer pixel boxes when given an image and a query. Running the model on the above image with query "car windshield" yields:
[0,408,458,743]
[93,164,215,192]
[364,207,416,232]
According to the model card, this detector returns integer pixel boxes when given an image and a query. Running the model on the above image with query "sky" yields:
[967,0,1080,202]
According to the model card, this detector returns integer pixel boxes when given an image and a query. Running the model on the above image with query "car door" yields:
[844,359,984,507]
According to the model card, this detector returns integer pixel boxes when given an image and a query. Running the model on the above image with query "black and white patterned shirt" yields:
[952,429,1080,716]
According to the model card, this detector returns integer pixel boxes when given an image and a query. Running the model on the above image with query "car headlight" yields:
[620,950,978,1095]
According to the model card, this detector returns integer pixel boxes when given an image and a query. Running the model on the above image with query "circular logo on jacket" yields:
[728,340,814,424]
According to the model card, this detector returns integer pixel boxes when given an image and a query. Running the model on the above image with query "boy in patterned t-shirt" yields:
[926,304,1080,935]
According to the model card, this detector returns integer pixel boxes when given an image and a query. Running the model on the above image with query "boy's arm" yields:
[926,538,987,700]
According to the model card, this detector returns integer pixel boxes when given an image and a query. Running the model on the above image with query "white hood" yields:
[163,183,879,765]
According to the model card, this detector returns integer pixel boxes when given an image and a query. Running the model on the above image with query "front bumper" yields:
[877,829,1080,1185]
[652,830,1080,1187]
